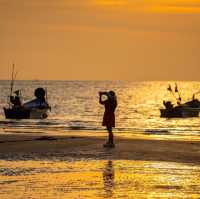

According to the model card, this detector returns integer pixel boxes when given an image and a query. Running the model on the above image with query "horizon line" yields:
[0,79,200,82]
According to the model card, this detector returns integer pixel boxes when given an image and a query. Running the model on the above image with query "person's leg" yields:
[103,125,114,147]
[107,126,113,144]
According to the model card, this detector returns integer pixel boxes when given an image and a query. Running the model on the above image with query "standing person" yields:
[99,91,117,148]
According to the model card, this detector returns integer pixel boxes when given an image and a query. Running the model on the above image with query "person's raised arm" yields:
[99,92,107,104]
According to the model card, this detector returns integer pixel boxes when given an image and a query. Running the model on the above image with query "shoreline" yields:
[0,132,200,164]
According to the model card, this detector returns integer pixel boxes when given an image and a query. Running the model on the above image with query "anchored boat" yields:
[160,84,200,118]
[160,104,200,118]
[3,65,51,119]
[4,106,49,119]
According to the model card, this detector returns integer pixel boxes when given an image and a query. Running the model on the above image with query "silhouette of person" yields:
[99,91,117,148]
[34,87,46,102]
[103,160,115,197]
[10,90,22,107]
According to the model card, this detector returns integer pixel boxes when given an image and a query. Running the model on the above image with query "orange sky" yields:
[0,0,200,80]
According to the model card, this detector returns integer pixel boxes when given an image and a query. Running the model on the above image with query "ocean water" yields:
[1,80,200,199]
[0,80,200,138]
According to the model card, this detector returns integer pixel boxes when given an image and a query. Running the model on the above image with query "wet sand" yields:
[0,132,200,164]
[1,132,200,198]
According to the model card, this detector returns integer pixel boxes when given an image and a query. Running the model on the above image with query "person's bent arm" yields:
[99,92,107,105]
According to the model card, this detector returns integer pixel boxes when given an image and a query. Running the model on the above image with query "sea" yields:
[1,80,200,138]
[1,80,200,199]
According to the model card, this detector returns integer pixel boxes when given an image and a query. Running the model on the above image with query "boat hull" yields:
[4,107,48,119]
[160,108,199,118]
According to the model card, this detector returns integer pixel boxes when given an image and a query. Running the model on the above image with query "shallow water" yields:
[1,81,200,198]
[0,160,200,199]
[1,81,200,138]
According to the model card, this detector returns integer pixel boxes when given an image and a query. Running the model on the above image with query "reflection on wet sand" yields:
[103,160,114,198]
[0,160,200,198]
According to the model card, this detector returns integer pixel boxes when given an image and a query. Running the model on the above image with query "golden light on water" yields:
[1,160,200,199]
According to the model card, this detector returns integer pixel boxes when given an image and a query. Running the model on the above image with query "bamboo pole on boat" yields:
[8,63,18,108]
[10,64,14,97]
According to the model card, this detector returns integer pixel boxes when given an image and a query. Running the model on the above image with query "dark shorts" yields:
[102,112,115,127]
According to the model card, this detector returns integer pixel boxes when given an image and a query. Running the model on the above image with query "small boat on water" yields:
[4,106,49,119]
[3,65,51,119]
[160,84,200,118]
[4,88,51,119]
[160,104,200,118]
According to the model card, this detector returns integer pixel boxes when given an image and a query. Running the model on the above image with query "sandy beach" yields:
[1,132,200,198]
[0,132,200,164]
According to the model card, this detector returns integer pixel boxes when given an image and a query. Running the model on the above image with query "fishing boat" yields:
[160,104,200,118]
[3,64,51,119]
[160,84,200,118]
[4,106,49,119]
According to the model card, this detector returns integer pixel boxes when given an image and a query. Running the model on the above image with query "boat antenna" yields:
[9,63,18,107]
[167,83,181,105]
[9,64,18,96]
[10,64,14,97]
[45,88,51,111]
[175,83,181,104]
[45,88,48,102]
[167,84,177,101]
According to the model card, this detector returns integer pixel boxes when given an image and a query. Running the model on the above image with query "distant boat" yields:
[160,83,200,118]
[3,64,51,119]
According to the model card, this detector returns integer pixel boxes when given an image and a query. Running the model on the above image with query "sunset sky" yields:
[0,0,199,80]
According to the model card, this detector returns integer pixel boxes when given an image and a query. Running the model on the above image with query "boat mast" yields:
[10,64,14,97]
[9,63,17,107]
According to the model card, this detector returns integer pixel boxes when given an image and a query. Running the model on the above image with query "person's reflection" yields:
[103,160,115,197]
